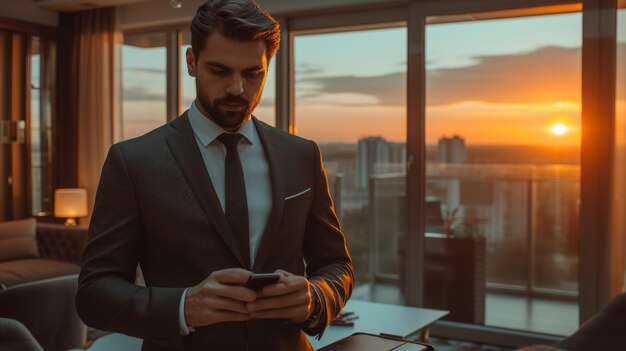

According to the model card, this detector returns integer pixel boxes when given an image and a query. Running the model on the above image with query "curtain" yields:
[0,30,29,220]
[72,7,122,224]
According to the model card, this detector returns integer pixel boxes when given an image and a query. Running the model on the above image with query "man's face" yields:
[186,32,268,131]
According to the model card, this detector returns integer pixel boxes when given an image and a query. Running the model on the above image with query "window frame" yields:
[121,26,181,140]
[0,16,58,220]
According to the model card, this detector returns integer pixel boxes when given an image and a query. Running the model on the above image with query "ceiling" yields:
[32,0,154,12]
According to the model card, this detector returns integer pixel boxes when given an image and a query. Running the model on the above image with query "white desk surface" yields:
[308,300,448,349]
[85,300,448,351]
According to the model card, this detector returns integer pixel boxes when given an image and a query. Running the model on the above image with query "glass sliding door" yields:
[293,27,407,304]
[30,36,55,216]
[423,7,581,335]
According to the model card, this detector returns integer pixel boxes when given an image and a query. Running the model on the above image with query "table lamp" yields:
[54,188,88,226]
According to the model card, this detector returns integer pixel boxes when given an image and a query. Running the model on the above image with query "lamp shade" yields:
[54,188,88,218]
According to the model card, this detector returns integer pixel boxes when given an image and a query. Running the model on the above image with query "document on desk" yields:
[318,333,432,351]
[308,300,449,350]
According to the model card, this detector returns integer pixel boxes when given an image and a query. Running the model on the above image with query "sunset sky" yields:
[292,12,582,146]
[121,10,626,146]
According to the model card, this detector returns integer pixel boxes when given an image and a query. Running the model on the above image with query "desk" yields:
[308,300,448,349]
[83,300,447,351]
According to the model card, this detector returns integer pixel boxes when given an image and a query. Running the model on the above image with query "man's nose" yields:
[226,75,244,96]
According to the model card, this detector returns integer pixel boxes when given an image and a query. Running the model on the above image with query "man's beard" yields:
[197,93,259,130]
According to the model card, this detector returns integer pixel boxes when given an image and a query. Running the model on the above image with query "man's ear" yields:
[186,47,196,77]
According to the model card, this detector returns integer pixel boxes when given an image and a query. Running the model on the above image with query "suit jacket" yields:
[76,113,354,351]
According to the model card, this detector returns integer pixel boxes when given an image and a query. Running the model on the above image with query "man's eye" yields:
[211,69,228,76]
[244,71,263,79]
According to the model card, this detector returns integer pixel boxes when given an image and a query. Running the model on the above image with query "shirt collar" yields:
[187,100,255,148]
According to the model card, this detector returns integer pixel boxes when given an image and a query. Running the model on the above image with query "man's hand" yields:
[184,268,257,327]
[245,269,315,323]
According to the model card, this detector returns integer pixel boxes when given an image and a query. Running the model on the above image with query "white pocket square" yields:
[285,188,311,200]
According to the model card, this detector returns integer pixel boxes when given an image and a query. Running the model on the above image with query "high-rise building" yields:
[356,136,406,189]
[438,135,468,163]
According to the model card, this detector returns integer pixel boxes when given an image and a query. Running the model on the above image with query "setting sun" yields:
[551,123,569,136]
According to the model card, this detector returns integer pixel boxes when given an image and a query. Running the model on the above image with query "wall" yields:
[119,0,403,30]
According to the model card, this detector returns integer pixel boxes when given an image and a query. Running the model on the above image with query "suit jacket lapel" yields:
[252,117,285,272]
[166,113,247,268]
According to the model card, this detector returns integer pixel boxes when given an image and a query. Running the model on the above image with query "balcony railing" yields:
[357,162,580,300]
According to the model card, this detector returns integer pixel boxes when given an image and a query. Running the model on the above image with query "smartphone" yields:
[245,273,281,290]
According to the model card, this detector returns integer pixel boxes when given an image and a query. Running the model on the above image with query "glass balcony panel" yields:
[532,170,579,293]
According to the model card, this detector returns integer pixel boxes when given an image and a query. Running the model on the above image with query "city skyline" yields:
[320,135,581,166]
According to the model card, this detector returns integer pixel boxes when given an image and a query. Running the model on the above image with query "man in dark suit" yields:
[75,1,354,350]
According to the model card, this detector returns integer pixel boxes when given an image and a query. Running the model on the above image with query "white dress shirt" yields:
[179,101,272,334]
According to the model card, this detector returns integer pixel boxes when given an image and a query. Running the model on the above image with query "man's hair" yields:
[191,0,280,62]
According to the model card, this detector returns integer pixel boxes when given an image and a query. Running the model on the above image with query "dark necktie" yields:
[217,133,251,268]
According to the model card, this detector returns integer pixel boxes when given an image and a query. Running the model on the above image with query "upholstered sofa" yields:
[0,218,88,351]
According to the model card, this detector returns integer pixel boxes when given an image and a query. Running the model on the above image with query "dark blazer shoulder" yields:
[118,120,178,148]
[113,114,187,159]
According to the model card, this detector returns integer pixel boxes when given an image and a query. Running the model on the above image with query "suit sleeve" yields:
[75,144,186,349]
[301,141,355,337]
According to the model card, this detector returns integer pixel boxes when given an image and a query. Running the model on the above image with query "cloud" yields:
[123,67,166,74]
[296,63,324,76]
[299,72,406,106]
[427,45,581,105]
[297,44,626,107]
[123,44,626,106]
[123,85,165,101]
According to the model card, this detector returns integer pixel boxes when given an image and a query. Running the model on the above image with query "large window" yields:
[294,27,407,302]
[424,9,582,335]
[291,3,585,340]
[1,29,55,220]
[122,32,167,140]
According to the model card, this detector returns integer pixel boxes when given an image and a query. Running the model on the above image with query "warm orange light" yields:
[551,123,569,136]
